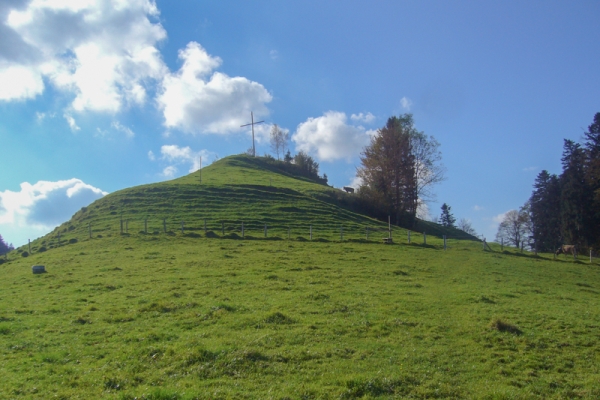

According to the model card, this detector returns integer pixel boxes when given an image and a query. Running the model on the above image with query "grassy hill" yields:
[2,155,599,399]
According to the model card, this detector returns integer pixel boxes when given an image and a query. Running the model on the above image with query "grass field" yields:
[1,155,599,399]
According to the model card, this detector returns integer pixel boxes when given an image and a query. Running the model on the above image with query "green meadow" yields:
[1,156,600,399]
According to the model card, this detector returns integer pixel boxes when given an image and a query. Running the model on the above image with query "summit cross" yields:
[240,111,264,157]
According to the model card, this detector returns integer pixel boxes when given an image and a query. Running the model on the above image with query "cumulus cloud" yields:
[350,112,375,124]
[159,144,218,176]
[148,150,155,161]
[292,111,374,162]
[157,42,272,134]
[400,96,413,111]
[0,178,107,229]
[0,0,167,112]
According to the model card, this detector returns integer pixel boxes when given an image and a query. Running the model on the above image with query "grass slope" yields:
[1,236,600,399]
[4,155,597,398]
[17,155,475,256]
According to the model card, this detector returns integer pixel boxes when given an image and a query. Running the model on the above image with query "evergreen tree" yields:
[439,203,456,227]
[283,150,293,164]
[560,139,592,246]
[529,170,561,252]
[583,112,600,245]
[0,234,13,256]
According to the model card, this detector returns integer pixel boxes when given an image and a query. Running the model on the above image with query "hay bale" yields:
[32,265,46,274]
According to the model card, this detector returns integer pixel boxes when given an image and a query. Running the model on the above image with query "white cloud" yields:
[160,144,218,175]
[64,113,80,132]
[111,121,134,138]
[350,112,375,124]
[416,200,430,221]
[400,96,413,111]
[270,50,278,60]
[292,111,373,162]
[492,210,511,225]
[473,205,484,211]
[157,41,272,135]
[348,175,363,190]
[523,166,538,172]
[148,150,155,161]
[0,178,107,230]
[162,165,177,178]
[0,0,167,112]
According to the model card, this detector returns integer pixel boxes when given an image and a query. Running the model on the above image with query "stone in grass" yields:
[32,265,46,274]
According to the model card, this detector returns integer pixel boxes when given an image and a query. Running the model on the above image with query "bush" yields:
[21,251,29,257]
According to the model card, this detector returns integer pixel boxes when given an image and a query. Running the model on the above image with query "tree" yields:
[269,124,289,161]
[495,207,530,249]
[439,203,456,227]
[293,151,319,176]
[283,150,293,164]
[457,218,477,236]
[357,115,416,225]
[560,139,592,246]
[0,234,13,256]
[410,130,445,203]
[529,170,561,252]
[583,112,600,245]
[357,114,443,227]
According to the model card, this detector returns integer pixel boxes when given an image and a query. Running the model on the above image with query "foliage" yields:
[357,114,444,227]
[495,207,531,249]
[439,203,456,228]
[0,234,13,256]
[457,218,477,236]
[529,170,561,252]
[527,112,600,251]
[269,124,289,160]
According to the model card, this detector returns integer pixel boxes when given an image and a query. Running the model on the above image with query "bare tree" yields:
[410,130,445,203]
[495,208,531,249]
[270,124,289,160]
[457,218,477,236]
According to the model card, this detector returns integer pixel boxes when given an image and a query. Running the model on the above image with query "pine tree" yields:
[560,139,592,246]
[0,234,12,256]
[529,170,561,252]
[439,203,456,227]
[583,112,600,246]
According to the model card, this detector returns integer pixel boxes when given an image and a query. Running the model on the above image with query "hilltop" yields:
[14,154,474,255]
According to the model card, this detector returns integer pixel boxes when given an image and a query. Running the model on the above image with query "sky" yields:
[1,0,599,247]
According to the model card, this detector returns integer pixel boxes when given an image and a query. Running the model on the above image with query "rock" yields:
[32,265,46,274]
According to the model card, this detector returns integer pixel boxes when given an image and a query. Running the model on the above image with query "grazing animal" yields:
[343,186,355,194]
[555,245,577,259]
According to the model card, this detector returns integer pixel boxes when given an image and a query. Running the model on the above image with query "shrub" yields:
[490,318,522,335]
[21,251,29,257]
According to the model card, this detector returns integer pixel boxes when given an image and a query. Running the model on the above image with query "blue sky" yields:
[1,0,599,247]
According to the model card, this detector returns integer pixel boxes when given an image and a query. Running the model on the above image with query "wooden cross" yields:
[240,111,264,157]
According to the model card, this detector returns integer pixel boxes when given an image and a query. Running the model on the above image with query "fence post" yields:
[222,221,224,236]
[288,226,290,240]
[408,231,411,244]
[340,225,343,240]
[89,222,92,239]
[264,224,267,238]
[126,220,129,233]
[181,221,184,234]
[501,238,503,251]
[204,219,207,234]
[28,239,31,254]
[423,232,426,245]
[310,225,312,241]
[120,218,123,234]
[590,249,593,264]
[144,218,148,234]
[443,235,447,250]
[163,218,167,233]
[366,227,369,240]
[242,222,244,238]
[388,215,391,239]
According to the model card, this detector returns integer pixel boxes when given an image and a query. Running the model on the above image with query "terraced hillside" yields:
[21,155,473,254]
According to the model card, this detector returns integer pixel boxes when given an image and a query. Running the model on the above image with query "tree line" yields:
[497,112,600,252]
